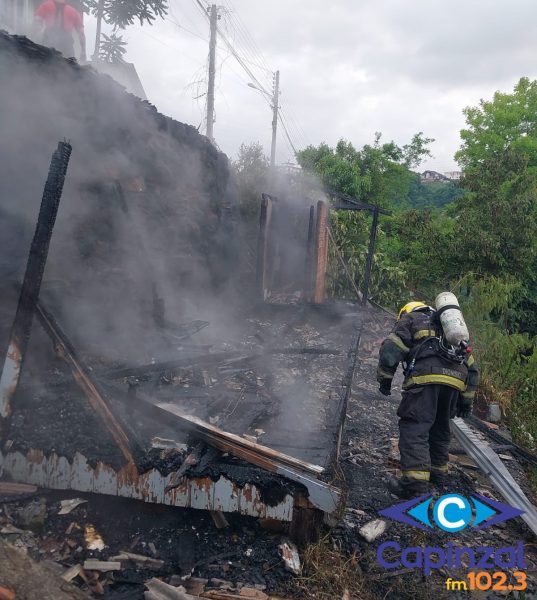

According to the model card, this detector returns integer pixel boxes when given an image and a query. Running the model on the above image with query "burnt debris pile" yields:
[0,31,363,556]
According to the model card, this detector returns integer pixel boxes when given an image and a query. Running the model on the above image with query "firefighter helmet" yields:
[398,301,427,320]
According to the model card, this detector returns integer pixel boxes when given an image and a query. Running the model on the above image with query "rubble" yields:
[278,541,301,575]
[58,498,87,515]
[16,498,47,532]
[84,524,105,551]
[144,579,195,600]
[83,559,121,571]
[358,519,387,543]
[112,551,165,570]
[210,511,230,529]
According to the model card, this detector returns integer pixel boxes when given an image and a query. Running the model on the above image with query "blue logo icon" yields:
[380,493,524,532]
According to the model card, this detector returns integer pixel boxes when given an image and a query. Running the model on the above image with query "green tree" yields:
[99,32,127,63]
[233,142,269,218]
[454,79,537,333]
[85,0,168,60]
[452,78,537,449]
[456,77,537,177]
[298,132,433,208]
[84,0,168,29]
[297,133,434,306]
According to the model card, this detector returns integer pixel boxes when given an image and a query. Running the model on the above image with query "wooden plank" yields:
[35,300,138,470]
[312,201,329,304]
[83,560,121,572]
[155,404,324,476]
[0,482,37,495]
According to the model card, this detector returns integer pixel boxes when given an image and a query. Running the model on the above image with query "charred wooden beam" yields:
[256,193,273,300]
[103,350,247,380]
[332,324,362,464]
[105,346,339,381]
[312,201,329,304]
[325,186,391,215]
[0,142,71,421]
[34,299,138,470]
[154,404,341,512]
[271,347,341,355]
[304,204,315,300]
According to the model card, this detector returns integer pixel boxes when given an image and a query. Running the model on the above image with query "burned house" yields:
[0,32,363,537]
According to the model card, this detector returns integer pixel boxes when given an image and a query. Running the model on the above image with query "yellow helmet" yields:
[398,301,427,320]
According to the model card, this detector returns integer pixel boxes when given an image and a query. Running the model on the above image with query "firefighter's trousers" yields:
[397,384,459,481]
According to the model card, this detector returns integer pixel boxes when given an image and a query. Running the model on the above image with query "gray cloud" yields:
[82,0,537,172]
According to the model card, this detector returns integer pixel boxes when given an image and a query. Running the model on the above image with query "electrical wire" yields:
[165,16,207,41]
[191,0,303,159]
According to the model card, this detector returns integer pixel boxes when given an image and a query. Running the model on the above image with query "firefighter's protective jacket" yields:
[377,308,479,401]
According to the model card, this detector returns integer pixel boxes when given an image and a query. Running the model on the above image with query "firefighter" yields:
[377,301,479,498]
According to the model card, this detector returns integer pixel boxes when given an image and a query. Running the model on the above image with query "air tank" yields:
[435,291,469,346]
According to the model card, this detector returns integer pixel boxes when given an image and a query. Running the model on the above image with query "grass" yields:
[294,535,375,600]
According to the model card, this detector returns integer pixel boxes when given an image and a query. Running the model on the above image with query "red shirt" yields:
[35,1,83,32]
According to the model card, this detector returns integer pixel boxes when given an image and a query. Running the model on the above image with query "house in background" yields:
[0,0,147,101]
[421,170,449,183]
[0,0,38,35]
[91,59,147,100]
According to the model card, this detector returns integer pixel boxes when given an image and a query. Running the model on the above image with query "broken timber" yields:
[0,141,71,421]
[154,404,341,513]
[452,417,537,536]
[35,299,138,469]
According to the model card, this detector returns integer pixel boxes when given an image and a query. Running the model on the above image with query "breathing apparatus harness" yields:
[403,306,470,378]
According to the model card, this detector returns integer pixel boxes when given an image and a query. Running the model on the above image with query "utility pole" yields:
[270,70,280,168]
[206,4,219,142]
[92,0,104,61]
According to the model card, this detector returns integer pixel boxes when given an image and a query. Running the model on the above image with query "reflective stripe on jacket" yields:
[377,308,479,393]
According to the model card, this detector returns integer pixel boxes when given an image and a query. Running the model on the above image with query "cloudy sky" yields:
[82,0,536,171]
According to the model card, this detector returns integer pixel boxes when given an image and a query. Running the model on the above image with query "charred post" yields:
[312,201,329,304]
[0,141,71,421]
[304,204,315,301]
[256,194,273,300]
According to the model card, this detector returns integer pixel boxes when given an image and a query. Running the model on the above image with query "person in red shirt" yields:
[34,0,86,61]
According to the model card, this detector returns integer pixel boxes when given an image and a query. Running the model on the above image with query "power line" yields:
[191,0,302,159]
[221,5,273,81]
[278,112,298,156]
[169,0,205,37]
[222,0,272,76]
[192,0,270,94]
[165,15,207,41]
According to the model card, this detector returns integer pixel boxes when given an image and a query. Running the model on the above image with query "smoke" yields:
[0,32,352,466]
[0,32,242,363]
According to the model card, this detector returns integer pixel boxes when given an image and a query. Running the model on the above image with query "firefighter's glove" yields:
[379,380,392,396]
[457,394,473,418]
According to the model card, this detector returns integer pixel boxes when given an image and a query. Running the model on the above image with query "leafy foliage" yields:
[298,132,433,208]
[295,78,537,448]
[297,133,434,307]
[99,32,127,63]
[233,142,269,219]
[406,176,464,209]
[83,0,168,28]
